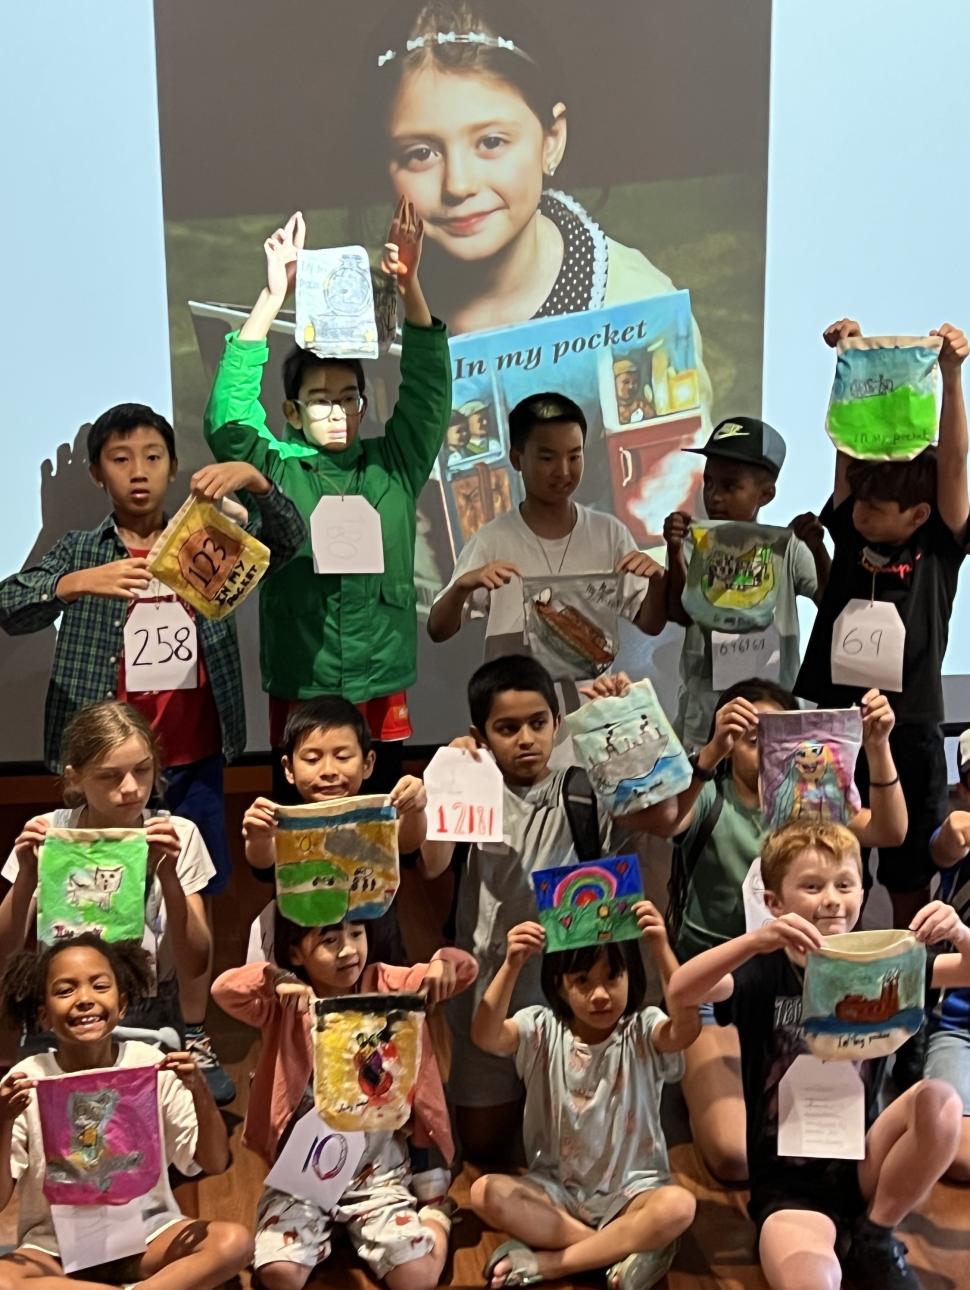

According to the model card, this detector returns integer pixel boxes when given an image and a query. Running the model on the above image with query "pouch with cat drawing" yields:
[37,829,148,946]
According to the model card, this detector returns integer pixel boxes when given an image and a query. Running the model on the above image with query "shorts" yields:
[253,1157,434,1279]
[528,1173,665,1228]
[855,721,945,893]
[749,1161,865,1236]
[161,753,232,895]
[269,691,412,749]
[698,1001,717,1027]
[925,1027,970,1113]
[447,1029,523,1109]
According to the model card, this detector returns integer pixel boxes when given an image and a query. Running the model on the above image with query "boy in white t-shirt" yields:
[428,392,660,661]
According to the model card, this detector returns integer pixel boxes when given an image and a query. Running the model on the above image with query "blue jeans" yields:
[162,753,231,895]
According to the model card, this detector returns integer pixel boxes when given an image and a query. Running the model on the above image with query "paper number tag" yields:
[830,598,905,692]
[777,1054,865,1159]
[124,601,198,692]
[741,856,774,933]
[311,496,384,574]
[424,747,504,843]
[711,624,781,691]
[264,1109,365,1209]
[51,1197,147,1274]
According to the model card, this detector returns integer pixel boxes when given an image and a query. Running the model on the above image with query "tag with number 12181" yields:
[423,747,504,843]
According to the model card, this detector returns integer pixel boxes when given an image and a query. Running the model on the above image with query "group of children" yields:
[0,134,969,1290]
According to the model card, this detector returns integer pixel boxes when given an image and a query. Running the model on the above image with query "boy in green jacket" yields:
[203,201,451,789]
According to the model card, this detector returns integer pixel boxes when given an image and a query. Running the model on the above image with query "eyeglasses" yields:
[296,395,365,422]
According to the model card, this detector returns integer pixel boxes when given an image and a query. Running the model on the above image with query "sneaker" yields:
[185,1031,236,1106]
[843,1222,922,1290]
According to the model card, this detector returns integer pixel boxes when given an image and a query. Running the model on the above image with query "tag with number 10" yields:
[830,598,905,692]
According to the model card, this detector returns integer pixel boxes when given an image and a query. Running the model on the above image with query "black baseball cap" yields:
[684,416,787,477]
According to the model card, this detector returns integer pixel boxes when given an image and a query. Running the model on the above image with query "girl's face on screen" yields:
[387,66,565,263]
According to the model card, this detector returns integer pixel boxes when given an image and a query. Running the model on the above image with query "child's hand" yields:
[59,558,152,603]
[579,671,631,701]
[933,323,969,370]
[243,797,278,839]
[790,512,826,554]
[506,921,545,967]
[0,1071,35,1124]
[756,913,824,956]
[390,775,427,816]
[823,318,862,347]
[382,197,424,292]
[275,979,313,1014]
[861,689,894,746]
[159,1051,209,1098]
[191,462,270,502]
[14,815,50,873]
[146,818,181,874]
[634,899,668,945]
[910,899,969,947]
[615,550,661,578]
[707,696,759,762]
[423,957,458,1005]
[457,560,521,593]
[448,735,483,760]
[264,211,305,300]
[663,511,691,553]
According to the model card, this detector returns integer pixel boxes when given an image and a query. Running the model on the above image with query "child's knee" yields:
[208,1220,254,1271]
[254,1260,312,1290]
[386,1254,443,1290]
[655,1184,696,1234]
[915,1078,963,1139]
[700,1139,748,1186]
[469,1172,504,1218]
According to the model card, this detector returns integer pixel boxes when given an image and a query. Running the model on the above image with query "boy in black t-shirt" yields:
[668,820,970,1290]
[796,318,969,928]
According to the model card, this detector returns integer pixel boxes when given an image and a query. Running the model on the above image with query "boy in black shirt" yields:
[796,318,969,927]
[668,820,970,1290]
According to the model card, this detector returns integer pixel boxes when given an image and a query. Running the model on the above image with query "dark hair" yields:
[272,909,370,985]
[467,654,559,732]
[508,392,587,454]
[283,696,372,760]
[846,447,937,511]
[540,940,646,1022]
[0,934,154,1032]
[87,403,176,465]
[707,678,795,774]
[281,346,366,404]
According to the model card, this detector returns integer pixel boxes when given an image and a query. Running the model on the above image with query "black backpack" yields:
[665,785,724,944]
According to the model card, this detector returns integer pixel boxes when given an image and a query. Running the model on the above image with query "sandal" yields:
[484,1239,544,1288]
[606,1240,678,1290]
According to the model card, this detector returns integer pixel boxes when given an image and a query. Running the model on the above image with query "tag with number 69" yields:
[830,598,905,692]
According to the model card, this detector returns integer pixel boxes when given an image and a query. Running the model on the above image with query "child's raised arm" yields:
[931,810,970,869]
[159,1052,230,1175]
[850,689,907,850]
[913,899,970,990]
[822,317,862,507]
[635,901,700,1053]
[388,775,428,853]
[243,797,278,870]
[0,817,49,961]
[0,1072,34,1214]
[667,915,823,1009]
[383,197,431,329]
[932,323,969,540]
[239,211,305,343]
[471,922,545,1057]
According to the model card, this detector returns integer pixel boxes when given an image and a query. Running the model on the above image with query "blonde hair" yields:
[61,702,161,808]
[761,822,862,895]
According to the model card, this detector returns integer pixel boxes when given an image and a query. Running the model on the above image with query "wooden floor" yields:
[1,788,969,1288]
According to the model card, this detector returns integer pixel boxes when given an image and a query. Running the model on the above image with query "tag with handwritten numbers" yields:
[424,747,504,843]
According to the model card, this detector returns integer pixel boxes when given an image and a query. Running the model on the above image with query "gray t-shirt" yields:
[513,1005,683,1219]
[676,535,818,749]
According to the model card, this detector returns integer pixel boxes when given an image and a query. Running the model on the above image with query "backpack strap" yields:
[683,786,724,883]
[666,784,724,941]
[561,766,602,863]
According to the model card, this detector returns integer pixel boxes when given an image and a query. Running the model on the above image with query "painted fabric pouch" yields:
[148,496,269,620]
[313,993,424,1131]
[681,521,790,633]
[296,246,391,361]
[532,855,643,952]
[522,573,620,681]
[826,334,942,461]
[802,930,926,1060]
[275,796,400,927]
[38,829,148,946]
[565,678,692,815]
[37,1064,162,1205]
[758,707,862,830]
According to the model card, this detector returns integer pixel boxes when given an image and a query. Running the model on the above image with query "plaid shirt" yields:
[0,485,305,770]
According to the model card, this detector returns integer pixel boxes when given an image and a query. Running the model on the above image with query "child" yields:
[242,696,429,966]
[203,202,451,794]
[469,903,698,1290]
[0,933,251,1286]
[419,656,680,1161]
[667,821,970,1290]
[643,415,830,751]
[428,392,660,662]
[925,726,970,1180]
[584,673,905,1184]
[796,319,969,929]
[211,912,477,1290]
[368,0,712,390]
[0,403,305,886]
[0,701,232,1103]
